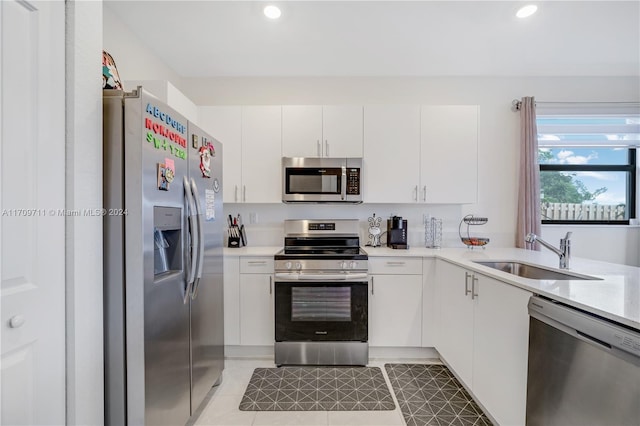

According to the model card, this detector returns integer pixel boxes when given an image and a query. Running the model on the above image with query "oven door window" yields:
[275,282,368,342]
[286,168,341,194]
[291,287,351,322]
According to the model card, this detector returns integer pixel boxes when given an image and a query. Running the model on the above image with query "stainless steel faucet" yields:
[525,232,572,269]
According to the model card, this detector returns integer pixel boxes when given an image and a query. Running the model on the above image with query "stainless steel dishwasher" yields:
[526,296,640,426]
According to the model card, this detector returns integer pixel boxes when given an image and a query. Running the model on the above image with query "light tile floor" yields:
[194,358,443,426]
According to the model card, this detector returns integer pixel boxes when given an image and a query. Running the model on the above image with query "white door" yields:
[1,1,66,425]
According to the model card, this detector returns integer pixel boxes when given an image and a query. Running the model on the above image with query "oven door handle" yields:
[274,272,368,281]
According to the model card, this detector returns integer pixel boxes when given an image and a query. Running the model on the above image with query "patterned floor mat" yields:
[239,366,396,411]
[385,364,492,426]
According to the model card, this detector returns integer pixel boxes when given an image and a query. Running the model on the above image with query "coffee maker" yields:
[387,216,408,249]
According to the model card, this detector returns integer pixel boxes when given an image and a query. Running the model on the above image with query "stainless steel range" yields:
[274,219,369,366]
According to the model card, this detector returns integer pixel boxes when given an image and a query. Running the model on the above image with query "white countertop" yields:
[223,246,282,257]
[224,245,640,330]
[364,246,640,330]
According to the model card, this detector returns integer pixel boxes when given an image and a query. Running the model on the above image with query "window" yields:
[537,110,639,224]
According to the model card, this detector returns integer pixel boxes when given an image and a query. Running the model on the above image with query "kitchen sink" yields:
[473,261,602,281]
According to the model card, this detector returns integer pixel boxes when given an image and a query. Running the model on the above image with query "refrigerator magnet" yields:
[157,163,170,191]
[192,134,199,149]
[205,189,215,221]
[164,158,175,183]
[199,144,214,178]
[213,178,220,193]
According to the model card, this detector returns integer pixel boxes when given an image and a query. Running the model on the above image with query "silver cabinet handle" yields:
[269,276,273,295]
[414,185,418,201]
[464,272,472,296]
[423,186,427,202]
[234,185,238,202]
[385,261,406,266]
[325,140,329,157]
[317,140,321,157]
[472,275,479,300]
[248,260,267,265]
[371,276,374,295]
[243,185,246,202]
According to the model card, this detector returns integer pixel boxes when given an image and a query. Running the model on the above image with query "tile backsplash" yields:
[223,203,514,249]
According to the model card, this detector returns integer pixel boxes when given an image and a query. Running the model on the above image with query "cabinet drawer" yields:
[240,257,274,274]
[369,257,422,275]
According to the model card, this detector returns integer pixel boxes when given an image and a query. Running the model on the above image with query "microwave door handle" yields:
[341,166,347,200]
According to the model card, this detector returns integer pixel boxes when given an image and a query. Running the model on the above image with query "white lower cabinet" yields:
[421,258,437,347]
[437,259,531,426]
[368,257,423,347]
[238,257,274,346]
[223,256,240,345]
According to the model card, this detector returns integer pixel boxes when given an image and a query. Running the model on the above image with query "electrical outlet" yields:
[249,212,258,224]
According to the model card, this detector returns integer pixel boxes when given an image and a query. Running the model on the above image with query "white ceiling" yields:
[104,1,640,78]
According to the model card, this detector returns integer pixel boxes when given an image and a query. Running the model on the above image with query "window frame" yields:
[539,148,636,225]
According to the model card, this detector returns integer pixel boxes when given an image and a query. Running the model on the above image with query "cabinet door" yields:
[239,273,274,346]
[282,105,322,157]
[241,106,282,203]
[322,106,363,158]
[223,256,240,345]
[369,274,422,347]
[437,260,474,385]
[420,105,478,203]
[422,258,437,347]
[199,106,242,203]
[363,105,421,203]
[472,274,531,426]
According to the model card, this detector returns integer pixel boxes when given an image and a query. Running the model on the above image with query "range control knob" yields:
[349,261,357,269]
[295,262,302,271]
[285,261,292,270]
[340,261,348,269]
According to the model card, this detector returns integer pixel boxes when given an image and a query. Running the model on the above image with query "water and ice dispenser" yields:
[153,206,182,275]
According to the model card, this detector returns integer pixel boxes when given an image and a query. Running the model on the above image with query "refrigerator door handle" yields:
[183,176,198,303]
[190,178,205,300]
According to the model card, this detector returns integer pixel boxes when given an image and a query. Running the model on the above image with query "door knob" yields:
[9,315,25,328]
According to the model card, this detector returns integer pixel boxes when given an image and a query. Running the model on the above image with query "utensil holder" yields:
[425,217,442,248]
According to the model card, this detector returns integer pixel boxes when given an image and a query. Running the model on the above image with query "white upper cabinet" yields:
[282,106,322,157]
[282,105,363,158]
[363,105,421,203]
[199,106,242,203]
[420,105,478,204]
[322,106,363,157]
[241,106,282,203]
[198,105,282,203]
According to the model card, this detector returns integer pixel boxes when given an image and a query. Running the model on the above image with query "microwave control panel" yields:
[346,168,361,195]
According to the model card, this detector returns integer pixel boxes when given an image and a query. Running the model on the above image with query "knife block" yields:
[227,235,241,248]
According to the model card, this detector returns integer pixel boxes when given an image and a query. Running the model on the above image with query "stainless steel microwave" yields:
[282,157,363,203]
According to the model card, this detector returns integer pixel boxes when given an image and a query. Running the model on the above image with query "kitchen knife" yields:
[240,224,247,246]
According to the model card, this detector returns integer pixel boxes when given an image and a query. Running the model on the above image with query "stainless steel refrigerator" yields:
[103,87,224,426]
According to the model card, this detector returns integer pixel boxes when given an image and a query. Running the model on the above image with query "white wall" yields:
[102,11,640,266]
[103,5,185,92]
[180,77,639,265]
[66,1,104,424]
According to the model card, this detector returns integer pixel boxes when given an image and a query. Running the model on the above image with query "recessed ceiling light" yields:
[516,4,538,18]
[264,5,282,20]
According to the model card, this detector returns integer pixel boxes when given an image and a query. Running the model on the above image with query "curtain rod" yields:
[511,99,639,111]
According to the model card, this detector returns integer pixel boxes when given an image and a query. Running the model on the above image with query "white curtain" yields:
[516,97,541,249]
